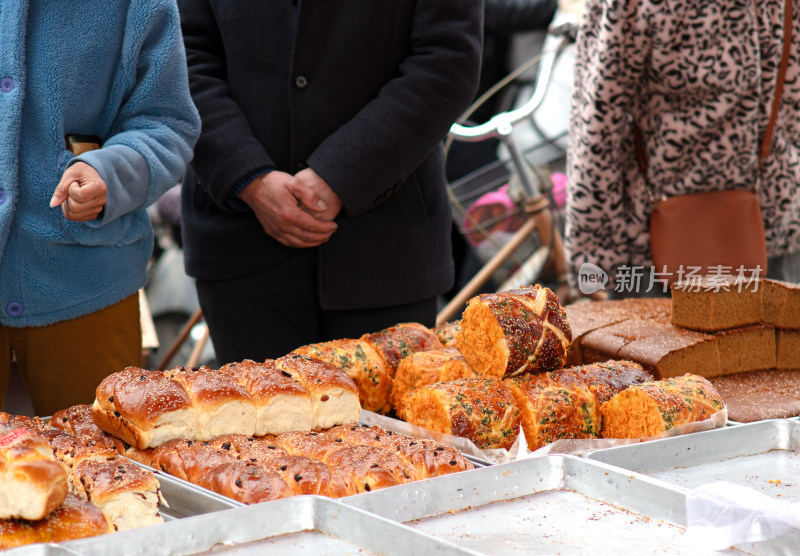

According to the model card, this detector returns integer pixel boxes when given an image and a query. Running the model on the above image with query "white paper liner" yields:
[359,406,728,465]
[685,480,800,550]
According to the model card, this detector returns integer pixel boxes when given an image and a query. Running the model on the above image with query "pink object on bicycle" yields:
[550,172,567,208]
[463,185,521,246]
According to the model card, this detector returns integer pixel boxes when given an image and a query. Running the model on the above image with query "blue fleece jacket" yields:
[0,0,200,327]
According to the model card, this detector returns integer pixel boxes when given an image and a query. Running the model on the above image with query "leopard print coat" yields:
[566,0,800,286]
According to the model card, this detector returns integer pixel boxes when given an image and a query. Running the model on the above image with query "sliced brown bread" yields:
[763,279,800,329]
[714,324,776,375]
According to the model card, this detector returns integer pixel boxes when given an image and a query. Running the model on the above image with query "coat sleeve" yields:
[564,0,651,285]
[306,1,484,218]
[484,0,558,33]
[73,0,201,226]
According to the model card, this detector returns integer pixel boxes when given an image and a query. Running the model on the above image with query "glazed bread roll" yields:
[218,359,313,435]
[196,461,294,504]
[0,493,113,548]
[291,339,392,414]
[456,285,572,378]
[361,322,444,374]
[93,367,198,450]
[0,425,69,521]
[327,424,473,478]
[70,458,163,531]
[274,354,361,430]
[402,378,521,450]
[162,365,258,439]
[600,374,725,438]
[275,429,418,492]
[391,347,477,419]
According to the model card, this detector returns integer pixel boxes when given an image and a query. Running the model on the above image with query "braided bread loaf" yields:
[456,285,572,378]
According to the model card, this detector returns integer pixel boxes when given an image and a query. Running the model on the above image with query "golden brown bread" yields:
[568,360,653,404]
[0,494,112,550]
[197,461,294,504]
[402,378,521,450]
[390,348,476,419]
[93,367,198,450]
[361,322,444,374]
[218,359,313,434]
[456,285,572,378]
[70,458,163,531]
[0,424,69,521]
[670,277,763,331]
[291,339,392,414]
[505,370,601,451]
[33,493,113,542]
[432,320,462,348]
[274,354,361,430]
[600,374,725,438]
[327,424,473,478]
[162,365,258,439]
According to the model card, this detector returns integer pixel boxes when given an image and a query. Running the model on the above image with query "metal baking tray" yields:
[4,545,83,556]
[342,454,738,555]
[585,419,800,502]
[63,495,484,556]
[146,467,243,520]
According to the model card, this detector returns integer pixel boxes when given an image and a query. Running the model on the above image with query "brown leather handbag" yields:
[640,0,792,284]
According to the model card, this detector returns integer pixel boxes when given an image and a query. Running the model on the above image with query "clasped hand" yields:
[239,167,343,248]
[50,162,108,222]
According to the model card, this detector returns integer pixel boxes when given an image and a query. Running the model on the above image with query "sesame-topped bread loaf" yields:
[218,359,314,435]
[504,361,651,451]
[391,348,476,420]
[361,322,444,374]
[93,358,360,450]
[402,377,521,450]
[599,374,725,439]
[274,354,361,430]
[291,339,392,414]
[432,320,462,348]
[456,285,572,378]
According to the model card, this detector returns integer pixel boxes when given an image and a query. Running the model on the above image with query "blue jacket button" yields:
[0,78,15,93]
[6,303,23,317]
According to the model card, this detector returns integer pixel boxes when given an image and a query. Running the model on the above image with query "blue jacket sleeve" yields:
[73,0,201,226]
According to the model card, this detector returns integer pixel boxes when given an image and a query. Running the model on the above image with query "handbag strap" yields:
[636,0,793,201]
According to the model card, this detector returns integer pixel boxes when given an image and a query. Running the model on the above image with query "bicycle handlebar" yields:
[449,14,578,143]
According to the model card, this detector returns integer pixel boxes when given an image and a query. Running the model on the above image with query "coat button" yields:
[295,75,308,89]
[0,190,6,205]
[0,77,15,93]
[6,302,23,317]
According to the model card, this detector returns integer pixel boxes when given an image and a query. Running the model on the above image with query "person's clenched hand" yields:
[50,162,108,222]
[294,167,342,222]
[238,171,338,248]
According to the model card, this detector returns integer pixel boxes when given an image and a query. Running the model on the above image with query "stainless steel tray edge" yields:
[342,454,690,527]
[63,495,485,556]
[584,419,800,473]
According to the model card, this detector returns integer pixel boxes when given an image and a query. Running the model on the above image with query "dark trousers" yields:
[196,249,437,365]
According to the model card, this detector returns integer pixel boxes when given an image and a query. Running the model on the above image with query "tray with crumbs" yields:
[341,454,750,555]
[585,419,800,503]
[62,495,482,556]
